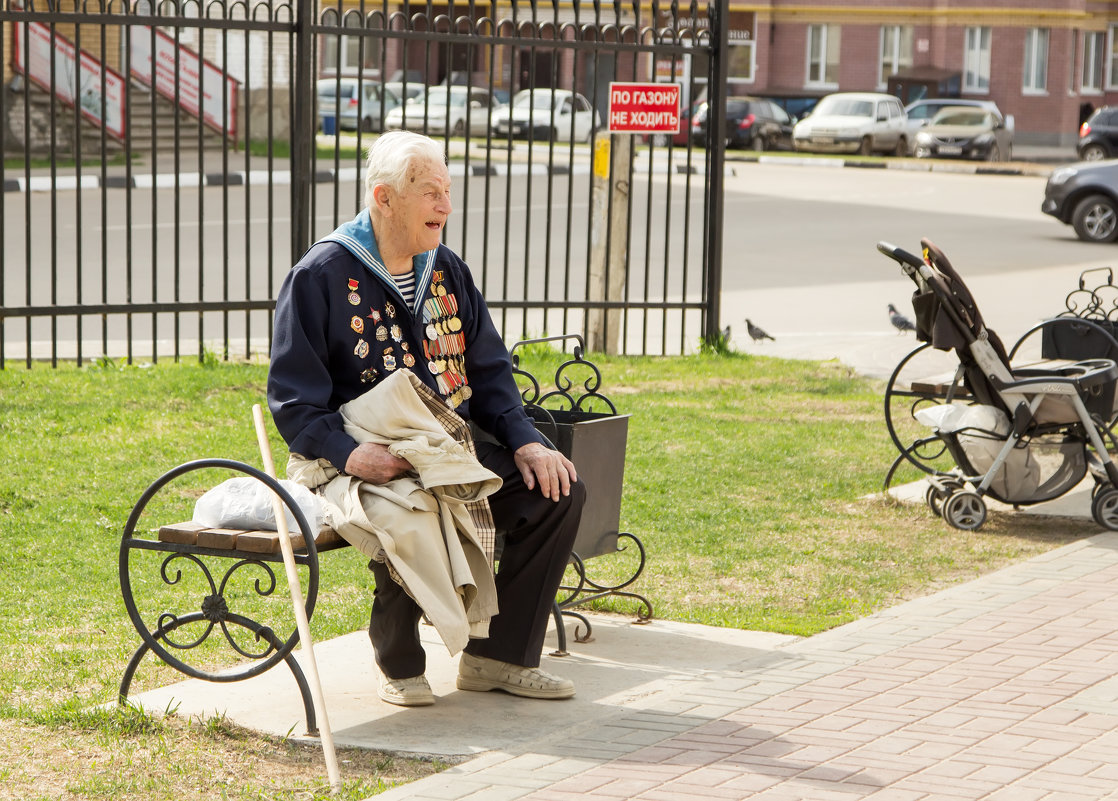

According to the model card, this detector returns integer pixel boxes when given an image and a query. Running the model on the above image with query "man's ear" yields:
[373,185,391,211]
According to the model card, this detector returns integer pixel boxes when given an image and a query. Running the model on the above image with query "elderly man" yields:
[268,131,585,706]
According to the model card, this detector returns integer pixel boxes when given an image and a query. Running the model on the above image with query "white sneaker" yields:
[378,674,435,707]
[456,653,575,699]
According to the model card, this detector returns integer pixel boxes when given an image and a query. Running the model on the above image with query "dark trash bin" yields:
[530,408,630,559]
[322,115,337,135]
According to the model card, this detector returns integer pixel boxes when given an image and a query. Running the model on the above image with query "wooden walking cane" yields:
[251,404,342,793]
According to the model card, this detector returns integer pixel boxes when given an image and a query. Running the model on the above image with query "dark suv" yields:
[1077,106,1118,161]
[691,97,794,151]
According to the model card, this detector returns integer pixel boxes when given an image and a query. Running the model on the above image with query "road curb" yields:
[731,152,1055,178]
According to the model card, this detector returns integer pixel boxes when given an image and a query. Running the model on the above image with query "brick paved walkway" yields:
[374,534,1118,801]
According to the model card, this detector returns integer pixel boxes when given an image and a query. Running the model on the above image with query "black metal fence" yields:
[1,0,727,367]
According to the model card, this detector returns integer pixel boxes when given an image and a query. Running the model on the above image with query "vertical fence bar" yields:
[702,0,727,345]
[292,0,314,262]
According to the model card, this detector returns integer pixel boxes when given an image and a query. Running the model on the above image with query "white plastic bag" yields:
[192,477,324,533]
[914,402,1041,500]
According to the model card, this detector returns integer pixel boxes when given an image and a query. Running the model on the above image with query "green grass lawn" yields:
[0,351,1098,799]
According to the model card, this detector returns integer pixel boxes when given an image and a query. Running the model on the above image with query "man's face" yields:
[389,157,453,256]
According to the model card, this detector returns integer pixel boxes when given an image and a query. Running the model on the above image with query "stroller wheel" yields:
[1091,487,1118,530]
[925,484,945,516]
[942,491,987,531]
[925,478,964,517]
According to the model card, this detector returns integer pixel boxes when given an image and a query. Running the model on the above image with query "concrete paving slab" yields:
[126,614,796,759]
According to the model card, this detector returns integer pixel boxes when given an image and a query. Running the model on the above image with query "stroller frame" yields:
[877,238,1118,531]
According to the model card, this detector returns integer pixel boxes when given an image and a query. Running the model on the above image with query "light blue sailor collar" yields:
[321,209,436,313]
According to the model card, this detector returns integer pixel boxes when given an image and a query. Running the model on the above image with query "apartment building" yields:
[710,0,1115,146]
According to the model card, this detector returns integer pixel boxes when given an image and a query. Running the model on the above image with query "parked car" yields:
[903,97,1009,144]
[384,86,499,137]
[491,89,598,143]
[911,106,1013,162]
[690,97,794,151]
[384,81,424,104]
[1042,161,1118,242]
[792,92,908,156]
[316,78,403,133]
[1077,106,1118,161]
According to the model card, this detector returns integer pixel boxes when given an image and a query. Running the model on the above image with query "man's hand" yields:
[514,442,578,502]
[344,442,413,484]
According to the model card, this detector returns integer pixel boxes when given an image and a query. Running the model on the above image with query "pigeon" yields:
[745,318,775,342]
[888,303,916,333]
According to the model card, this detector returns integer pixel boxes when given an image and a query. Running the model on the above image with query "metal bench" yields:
[118,339,650,733]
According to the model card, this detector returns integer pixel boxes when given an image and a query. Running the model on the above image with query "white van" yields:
[793,92,908,156]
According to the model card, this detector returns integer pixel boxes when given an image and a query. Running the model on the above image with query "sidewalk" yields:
[132,526,1118,801]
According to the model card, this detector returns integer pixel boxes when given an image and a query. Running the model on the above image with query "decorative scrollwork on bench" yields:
[509,335,652,640]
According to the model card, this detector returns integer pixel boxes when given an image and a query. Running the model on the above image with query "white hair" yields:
[364,131,447,211]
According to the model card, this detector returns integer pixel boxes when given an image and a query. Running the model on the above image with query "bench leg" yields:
[549,600,568,656]
[117,615,320,736]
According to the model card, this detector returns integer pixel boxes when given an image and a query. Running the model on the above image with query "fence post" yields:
[587,133,630,354]
[703,0,729,346]
[291,0,315,262]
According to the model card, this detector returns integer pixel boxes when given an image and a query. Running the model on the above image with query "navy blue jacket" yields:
[268,225,543,472]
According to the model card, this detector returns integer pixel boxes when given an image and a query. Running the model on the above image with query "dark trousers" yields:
[368,440,585,678]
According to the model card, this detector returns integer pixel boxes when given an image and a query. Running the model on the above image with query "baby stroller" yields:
[877,238,1118,532]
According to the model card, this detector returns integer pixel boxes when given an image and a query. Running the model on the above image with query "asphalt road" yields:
[717,162,1115,377]
[5,157,1108,367]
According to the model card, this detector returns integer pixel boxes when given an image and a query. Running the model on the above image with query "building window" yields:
[878,25,913,89]
[728,39,755,84]
[806,24,840,88]
[1108,25,1118,90]
[963,26,991,93]
[321,13,380,76]
[1023,28,1049,93]
[1084,31,1104,93]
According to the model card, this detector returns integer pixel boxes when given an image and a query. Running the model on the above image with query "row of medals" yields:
[348,274,472,408]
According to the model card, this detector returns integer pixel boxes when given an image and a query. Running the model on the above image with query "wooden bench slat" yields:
[197,527,241,550]
[158,521,205,545]
[159,521,339,554]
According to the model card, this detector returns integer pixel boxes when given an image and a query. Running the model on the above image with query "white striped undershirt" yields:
[391,270,417,308]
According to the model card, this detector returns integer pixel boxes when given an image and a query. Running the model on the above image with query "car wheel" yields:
[858,136,873,156]
[453,119,465,136]
[651,134,670,147]
[1081,143,1109,161]
[893,137,907,157]
[986,144,1001,162]
[749,134,765,153]
[1072,194,1118,243]
[360,116,375,133]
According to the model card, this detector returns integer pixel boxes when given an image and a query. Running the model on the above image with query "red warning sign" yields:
[607,82,681,134]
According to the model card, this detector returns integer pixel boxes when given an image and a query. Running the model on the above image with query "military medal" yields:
[383,348,397,370]
[448,316,462,333]
[426,323,437,340]
[346,278,361,306]
[367,307,382,323]
[354,339,369,358]
[461,385,473,400]
[384,300,396,318]
[403,352,415,367]
[375,325,389,341]
[360,367,378,383]
[428,360,440,374]
[350,316,364,334]
[390,324,402,342]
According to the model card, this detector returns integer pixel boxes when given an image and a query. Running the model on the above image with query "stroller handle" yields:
[877,241,924,269]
